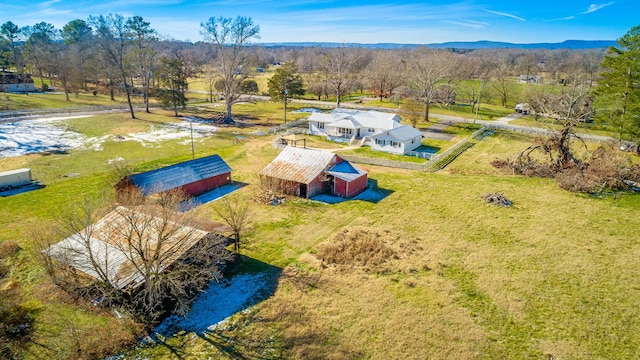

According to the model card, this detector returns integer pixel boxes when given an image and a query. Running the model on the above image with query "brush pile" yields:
[482,192,512,207]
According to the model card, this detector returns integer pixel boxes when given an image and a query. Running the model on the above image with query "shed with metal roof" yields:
[45,206,225,290]
[260,147,367,199]
[115,154,232,202]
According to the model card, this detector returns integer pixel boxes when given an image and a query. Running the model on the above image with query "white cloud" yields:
[485,9,525,21]
[581,2,614,14]
[444,19,489,29]
[545,15,575,22]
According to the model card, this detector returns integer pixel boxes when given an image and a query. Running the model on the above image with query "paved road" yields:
[286,98,614,143]
[0,95,614,143]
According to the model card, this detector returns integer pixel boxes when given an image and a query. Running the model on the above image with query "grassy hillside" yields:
[1,100,639,359]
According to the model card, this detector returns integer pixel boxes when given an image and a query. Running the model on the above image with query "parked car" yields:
[515,103,530,114]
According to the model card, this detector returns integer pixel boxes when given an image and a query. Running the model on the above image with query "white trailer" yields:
[0,168,32,190]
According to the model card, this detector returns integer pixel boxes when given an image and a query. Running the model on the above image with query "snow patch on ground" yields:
[0,115,92,157]
[153,272,274,337]
[119,122,219,148]
[0,115,220,157]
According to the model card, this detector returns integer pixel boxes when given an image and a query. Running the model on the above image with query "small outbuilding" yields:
[0,168,32,190]
[115,154,232,202]
[327,161,369,198]
[371,125,424,155]
[260,146,367,199]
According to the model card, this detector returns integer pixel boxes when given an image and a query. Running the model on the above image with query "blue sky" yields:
[1,1,638,44]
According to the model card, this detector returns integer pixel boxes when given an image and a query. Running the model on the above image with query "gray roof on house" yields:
[46,206,209,290]
[128,155,231,196]
[518,75,543,81]
[373,125,423,141]
[309,108,401,130]
[327,118,359,129]
[327,161,367,182]
[260,146,336,184]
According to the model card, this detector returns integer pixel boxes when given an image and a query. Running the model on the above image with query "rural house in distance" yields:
[308,108,423,155]
[115,154,232,202]
[260,146,368,199]
[518,75,543,84]
[0,72,36,92]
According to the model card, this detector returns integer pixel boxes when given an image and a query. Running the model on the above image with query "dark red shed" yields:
[115,154,232,202]
[327,161,368,198]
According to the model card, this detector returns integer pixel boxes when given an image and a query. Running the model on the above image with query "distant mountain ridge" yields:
[260,40,616,50]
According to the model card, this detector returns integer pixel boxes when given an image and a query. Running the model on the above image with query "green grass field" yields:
[1,93,640,359]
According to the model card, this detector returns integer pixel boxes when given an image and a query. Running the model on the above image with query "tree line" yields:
[1,17,639,139]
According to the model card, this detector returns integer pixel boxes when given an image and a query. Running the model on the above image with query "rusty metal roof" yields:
[260,146,336,184]
[46,206,210,290]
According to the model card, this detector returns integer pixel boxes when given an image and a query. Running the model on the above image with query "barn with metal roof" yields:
[45,206,227,290]
[260,147,367,199]
[115,154,232,202]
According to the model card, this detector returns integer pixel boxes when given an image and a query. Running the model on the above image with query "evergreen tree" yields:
[156,57,187,116]
[594,25,640,141]
[267,61,305,122]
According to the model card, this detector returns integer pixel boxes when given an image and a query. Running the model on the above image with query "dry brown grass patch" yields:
[316,227,397,272]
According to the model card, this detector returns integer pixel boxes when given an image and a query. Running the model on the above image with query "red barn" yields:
[260,147,367,199]
[115,155,232,202]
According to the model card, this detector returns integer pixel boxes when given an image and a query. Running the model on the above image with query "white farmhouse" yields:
[371,125,424,155]
[308,108,402,139]
[308,108,424,155]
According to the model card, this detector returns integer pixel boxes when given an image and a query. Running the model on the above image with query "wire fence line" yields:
[0,105,138,122]
[338,154,427,171]
[267,120,492,172]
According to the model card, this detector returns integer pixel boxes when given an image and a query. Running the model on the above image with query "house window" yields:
[375,139,385,145]
[318,122,325,129]
[339,128,352,135]
[368,128,375,133]
[391,141,400,147]
[411,138,415,144]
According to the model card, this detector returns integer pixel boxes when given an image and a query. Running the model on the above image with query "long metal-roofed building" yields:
[45,206,229,290]
[115,154,232,202]
[260,146,368,199]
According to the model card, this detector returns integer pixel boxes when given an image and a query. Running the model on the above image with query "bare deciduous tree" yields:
[200,16,260,123]
[89,14,136,119]
[406,48,456,122]
[366,50,404,101]
[126,16,157,113]
[213,195,251,252]
[400,98,424,128]
[507,74,593,174]
[38,190,234,325]
[491,63,516,108]
[322,46,368,107]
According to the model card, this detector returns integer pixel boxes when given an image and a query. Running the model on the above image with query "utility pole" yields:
[283,80,288,124]
[190,117,195,159]
[474,80,484,123]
